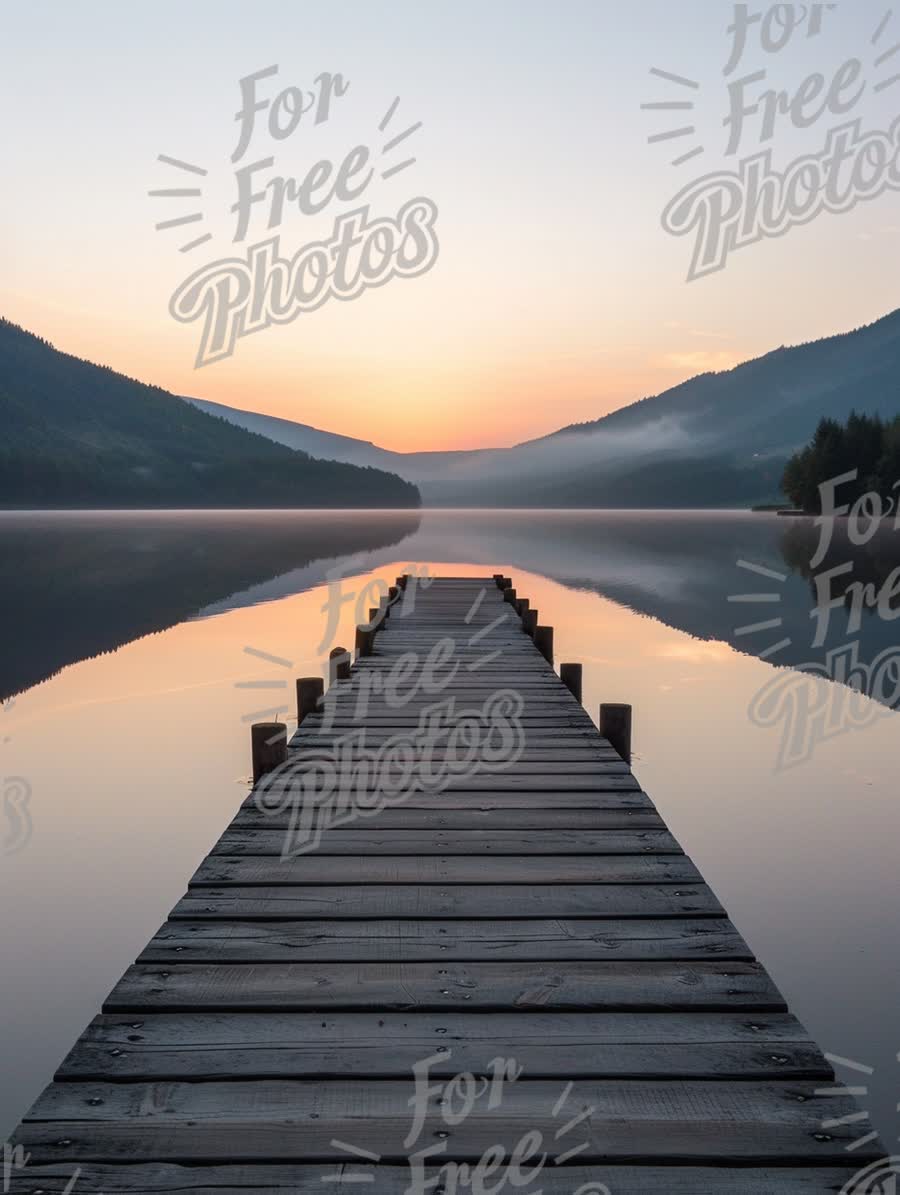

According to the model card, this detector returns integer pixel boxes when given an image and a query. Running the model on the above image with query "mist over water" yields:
[1,508,898,1142]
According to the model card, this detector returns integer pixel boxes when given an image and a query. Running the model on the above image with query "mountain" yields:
[190,308,900,507]
[0,319,420,508]
[520,307,900,506]
[185,396,395,470]
[185,396,495,484]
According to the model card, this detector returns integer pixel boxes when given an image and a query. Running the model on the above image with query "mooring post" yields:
[396,575,409,590]
[516,598,530,619]
[251,722,287,783]
[560,663,583,703]
[296,677,324,726]
[600,703,632,765]
[356,624,375,657]
[535,625,554,664]
[504,587,517,607]
[329,646,351,684]
[499,577,512,591]
[388,585,399,604]
[523,609,538,637]
[493,573,504,587]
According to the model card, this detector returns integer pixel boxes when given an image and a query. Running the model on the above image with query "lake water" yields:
[1,508,898,1143]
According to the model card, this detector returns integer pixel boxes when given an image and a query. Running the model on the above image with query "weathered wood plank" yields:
[211,829,677,854]
[190,854,702,885]
[104,960,788,1012]
[138,917,751,963]
[287,747,623,762]
[292,729,611,746]
[250,788,656,809]
[171,882,723,920]
[254,774,644,791]
[0,1163,869,1193]
[16,1080,880,1163]
[232,808,665,831]
[56,1011,828,1080]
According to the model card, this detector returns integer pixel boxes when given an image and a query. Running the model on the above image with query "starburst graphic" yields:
[641,67,705,167]
[235,645,295,724]
[729,559,792,659]
[377,97,422,180]
[817,1050,897,1155]
[147,155,212,253]
[873,10,900,92]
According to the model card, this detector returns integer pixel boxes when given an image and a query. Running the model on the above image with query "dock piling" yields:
[560,662,583,703]
[329,646,351,684]
[534,624,554,664]
[250,721,287,782]
[296,677,324,726]
[600,702,632,764]
[355,625,375,657]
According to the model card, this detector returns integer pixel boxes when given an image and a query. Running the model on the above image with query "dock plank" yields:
[104,960,789,1012]
[0,1164,867,1193]
[17,1080,880,1164]
[170,882,724,919]
[56,1011,828,1080]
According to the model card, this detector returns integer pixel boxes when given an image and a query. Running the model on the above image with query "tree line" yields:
[782,412,900,512]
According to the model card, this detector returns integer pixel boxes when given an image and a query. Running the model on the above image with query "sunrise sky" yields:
[3,0,900,450]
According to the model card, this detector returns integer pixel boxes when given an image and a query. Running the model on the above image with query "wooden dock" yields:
[8,576,882,1192]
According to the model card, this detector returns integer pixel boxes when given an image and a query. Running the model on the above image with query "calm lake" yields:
[1,508,898,1142]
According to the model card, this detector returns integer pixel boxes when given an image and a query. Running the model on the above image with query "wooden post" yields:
[600,703,632,765]
[535,625,554,664]
[500,577,512,591]
[396,575,409,590]
[493,573,504,588]
[296,677,324,726]
[329,646,351,684]
[251,722,287,783]
[503,587,517,606]
[356,625,375,657]
[368,607,380,625]
[388,585,399,603]
[523,609,538,637]
[560,663,583,703]
[516,598,530,619]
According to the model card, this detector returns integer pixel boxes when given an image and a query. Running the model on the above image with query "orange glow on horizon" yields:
[4,296,728,453]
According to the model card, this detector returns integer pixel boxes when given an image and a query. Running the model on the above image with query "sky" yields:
[2,0,900,450]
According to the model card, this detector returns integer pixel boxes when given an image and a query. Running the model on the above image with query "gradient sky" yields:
[3,1,899,450]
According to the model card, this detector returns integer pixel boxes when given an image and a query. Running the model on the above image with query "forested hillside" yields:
[0,320,420,508]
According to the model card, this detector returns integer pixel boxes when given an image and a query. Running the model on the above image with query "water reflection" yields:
[4,509,900,708]
[407,511,900,709]
[0,510,421,701]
